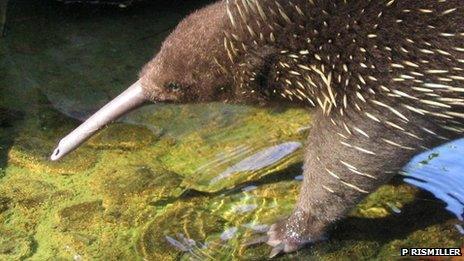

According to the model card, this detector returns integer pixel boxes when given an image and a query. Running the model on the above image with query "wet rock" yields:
[94,164,184,203]
[9,136,98,175]
[1,179,57,208]
[173,140,304,193]
[91,163,185,225]
[357,207,389,218]
[87,123,158,150]
[220,227,238,241]
[0,229,34,260]
[156,105,309,193]
[0,196,10,213]
[57,200,104,231]
[210,180,300,230]
[352,184,418,218]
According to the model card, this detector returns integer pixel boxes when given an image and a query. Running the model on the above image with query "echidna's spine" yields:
[224,0,464,140]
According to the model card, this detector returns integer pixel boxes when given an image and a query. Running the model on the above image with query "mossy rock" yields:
[87,123,159,150]
[0,196,11,213]
[0,229,34,260]
[93,103,311,194]
[8,136,99,175]
[90,162,185,225]
[0,178,58,209]
[57,200,105,231]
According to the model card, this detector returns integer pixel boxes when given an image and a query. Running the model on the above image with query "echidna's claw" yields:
[243,211,326,257]
[269,243,285,258]
[265,210,328,256]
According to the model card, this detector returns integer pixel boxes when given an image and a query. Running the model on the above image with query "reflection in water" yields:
[241,185,258,192]
[232,204,258,214]
[210,142,302,184]
[456,224,464,235]
[220,227,238,241]
[164,234,211,260]
[403,139,464,221]
[242,223,270,233]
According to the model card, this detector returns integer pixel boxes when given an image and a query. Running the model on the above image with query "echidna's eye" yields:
[166,82,182,91]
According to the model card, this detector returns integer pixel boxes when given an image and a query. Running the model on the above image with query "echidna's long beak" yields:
[50,80,147,161]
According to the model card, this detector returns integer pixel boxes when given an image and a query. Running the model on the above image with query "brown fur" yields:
[139,2,233,103]
[138,0,464,254]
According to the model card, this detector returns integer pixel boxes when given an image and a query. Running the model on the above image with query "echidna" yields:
[51,0,464,257]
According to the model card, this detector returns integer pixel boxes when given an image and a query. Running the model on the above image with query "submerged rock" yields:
[87,123,158,150]
[9,136,99,175]
[91,162,185,224]
[0,197,10,213]
[0,229,34,260]
[57,200,104,231]
[1,178,59,209]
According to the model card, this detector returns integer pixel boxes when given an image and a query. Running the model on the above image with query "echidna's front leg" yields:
[266,108,442,256]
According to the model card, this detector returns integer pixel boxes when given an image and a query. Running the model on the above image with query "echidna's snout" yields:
[51,1,239,160]
[50,80,147,161]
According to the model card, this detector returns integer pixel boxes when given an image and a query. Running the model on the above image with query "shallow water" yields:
[1,1,463,260]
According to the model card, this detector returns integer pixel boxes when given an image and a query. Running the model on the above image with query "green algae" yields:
[0,229,34,260]
[0,1,463,260]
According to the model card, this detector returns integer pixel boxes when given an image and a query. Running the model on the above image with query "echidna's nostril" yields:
[50,147,61,161]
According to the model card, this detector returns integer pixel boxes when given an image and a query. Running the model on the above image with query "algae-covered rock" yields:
[0,229,34,260]
[57,200,105,231]
[1,178,58,209]
[51,200,109,259]
[352,182,419,219]
[8,136,99,175]
[87,123,159,150]
[0,197,10,213]
[91,161,186,225]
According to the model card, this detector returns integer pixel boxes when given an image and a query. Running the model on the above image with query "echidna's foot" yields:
[266,209,327,258]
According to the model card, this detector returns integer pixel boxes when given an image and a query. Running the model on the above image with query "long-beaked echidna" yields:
[50,0,464,257]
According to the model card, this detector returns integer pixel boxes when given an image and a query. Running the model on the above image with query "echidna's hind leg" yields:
[265,107,447,257]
